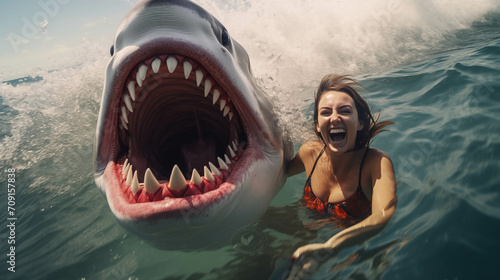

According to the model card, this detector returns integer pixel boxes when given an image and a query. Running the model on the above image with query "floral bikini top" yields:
[303,147,372,226]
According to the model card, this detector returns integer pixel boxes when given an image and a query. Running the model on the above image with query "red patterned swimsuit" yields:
[303,148,372,227]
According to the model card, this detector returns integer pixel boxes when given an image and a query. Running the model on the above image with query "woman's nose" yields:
[330,113,341,123]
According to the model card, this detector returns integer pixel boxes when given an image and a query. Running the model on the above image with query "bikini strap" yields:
[358,148,370,188]
[306,147,325,182]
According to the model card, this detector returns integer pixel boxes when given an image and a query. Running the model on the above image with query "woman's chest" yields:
[308,165,360,204]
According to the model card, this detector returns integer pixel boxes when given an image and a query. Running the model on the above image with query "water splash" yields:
[204,0,500,82]
[0,38,108,193]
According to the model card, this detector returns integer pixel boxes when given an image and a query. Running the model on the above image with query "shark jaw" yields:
[101,49,267,221]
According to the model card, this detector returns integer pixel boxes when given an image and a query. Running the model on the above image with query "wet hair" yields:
[313,74,394,149]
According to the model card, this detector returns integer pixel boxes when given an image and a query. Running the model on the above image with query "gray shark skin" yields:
[93,0,292,250]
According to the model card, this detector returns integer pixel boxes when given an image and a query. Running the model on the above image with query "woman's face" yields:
[316,91,364,154]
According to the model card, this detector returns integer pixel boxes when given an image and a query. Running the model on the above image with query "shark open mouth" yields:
[115,54,247,204]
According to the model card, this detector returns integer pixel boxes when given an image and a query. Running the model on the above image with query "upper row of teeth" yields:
[122,141,240,197]
[329,128,346,133]
[119,55,235,131]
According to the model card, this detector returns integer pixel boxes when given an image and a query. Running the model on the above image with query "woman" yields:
[286,74,397,277]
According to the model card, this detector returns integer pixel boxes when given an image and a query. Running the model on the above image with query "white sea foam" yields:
[200,0,500,89]
[0,38,108,181]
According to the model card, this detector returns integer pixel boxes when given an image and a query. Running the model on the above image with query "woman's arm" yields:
[287,151,305,177]
[289,150,397,272]
[287,143,307,177]
[324,150,396,251]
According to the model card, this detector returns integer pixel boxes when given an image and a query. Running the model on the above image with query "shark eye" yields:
[221,29,230,46]
[110,45,114,56]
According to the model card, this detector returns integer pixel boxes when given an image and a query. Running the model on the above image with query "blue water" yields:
[1,1,500,279]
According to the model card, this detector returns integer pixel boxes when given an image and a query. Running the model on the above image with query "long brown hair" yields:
[314,74,394,149]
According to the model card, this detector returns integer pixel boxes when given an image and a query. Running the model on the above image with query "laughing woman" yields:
[287,74,397,278]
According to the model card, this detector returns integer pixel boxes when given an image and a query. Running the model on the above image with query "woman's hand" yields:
[287,243,338,280]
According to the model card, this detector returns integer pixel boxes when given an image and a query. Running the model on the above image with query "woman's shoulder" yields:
[365,148,392,162]
[298,141,324,158]
[287,140,324,176]
[301,140,324,149]
[364,148,394,177]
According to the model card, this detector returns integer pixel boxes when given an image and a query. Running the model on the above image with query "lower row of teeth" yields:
[120,141,242,203]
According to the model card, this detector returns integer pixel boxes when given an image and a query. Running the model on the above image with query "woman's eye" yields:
[339,107,352,114]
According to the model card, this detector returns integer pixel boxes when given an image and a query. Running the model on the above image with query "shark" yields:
[93,0,292,250]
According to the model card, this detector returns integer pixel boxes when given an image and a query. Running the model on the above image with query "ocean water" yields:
[1,0,500,279]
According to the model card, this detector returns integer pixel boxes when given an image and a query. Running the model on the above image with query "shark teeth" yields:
[120,143,243,203]
[208,162,221,176]
[217,157,228,170]
[151,58,161,73]
[212,89,220,104]
[121,106,128,123]
[166,56,178,73]
[195,70,203,86]
[219,99,226,111]
[203,166,215,182]
[183,61,193,79]
[204,79,212,97]
[131,170,141,195]
[169,165,187,190]
[120,115,128,130]
[119,54,237,132]
[124,94,133,113]
[190,168,203,185]
[228,145,236,158]
[144,168,161,193]
[127,81,136,101]
[136,64,148,87]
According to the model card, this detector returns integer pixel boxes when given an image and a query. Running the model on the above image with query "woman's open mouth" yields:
[114,54,248,203]
[329,128,346,142]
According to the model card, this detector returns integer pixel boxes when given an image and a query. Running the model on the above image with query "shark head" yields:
[93,0,292,250]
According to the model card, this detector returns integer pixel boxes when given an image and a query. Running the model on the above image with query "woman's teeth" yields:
[329,128,346,142]
[329,128,345,134]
